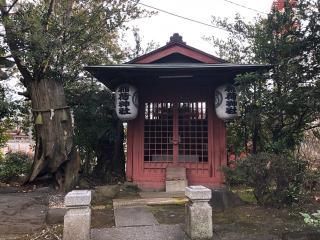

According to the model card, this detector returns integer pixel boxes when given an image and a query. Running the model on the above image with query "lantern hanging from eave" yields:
[115,84,138,121]
[215,84,239,121]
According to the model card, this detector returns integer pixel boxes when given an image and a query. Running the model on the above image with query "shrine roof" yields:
[127,33,227,64]
[85,34,271,90]
[84,63,271,90]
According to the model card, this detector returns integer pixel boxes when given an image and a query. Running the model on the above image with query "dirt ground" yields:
[149,203,320,239]
[0,184,59,240]
[91,203,115,228]
[0,183,319,240]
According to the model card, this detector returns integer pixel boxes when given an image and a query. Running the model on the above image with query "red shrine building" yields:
[86,34,267,190]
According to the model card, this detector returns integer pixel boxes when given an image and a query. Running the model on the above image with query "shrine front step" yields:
[166,180,188,192]
[139,191,185,199]
[166,167,188,192]
[113,197,188,209]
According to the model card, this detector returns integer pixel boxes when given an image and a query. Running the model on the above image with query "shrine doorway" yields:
[144,101,208,165]
[132,85,223,190]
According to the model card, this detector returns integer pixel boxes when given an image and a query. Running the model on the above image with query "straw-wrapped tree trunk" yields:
[0,0,145,190]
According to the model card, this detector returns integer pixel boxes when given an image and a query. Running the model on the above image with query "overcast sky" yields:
[126,0,275,54]
[5,0,276,97]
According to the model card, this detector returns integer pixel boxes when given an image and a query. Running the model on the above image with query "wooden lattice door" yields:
[144,102,208,165]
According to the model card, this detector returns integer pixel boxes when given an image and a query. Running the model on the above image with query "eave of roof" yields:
[84,63,271,90]
[86,63,268,70]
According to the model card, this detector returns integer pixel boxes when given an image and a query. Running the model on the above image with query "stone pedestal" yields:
[185,186,213,240]
[63,190,92,240]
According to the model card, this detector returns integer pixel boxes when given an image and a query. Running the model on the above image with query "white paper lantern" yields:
[215,84,239,121]
[115,84,138,121]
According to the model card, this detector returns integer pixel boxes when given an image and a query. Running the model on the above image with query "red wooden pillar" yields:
[172,103,179,165]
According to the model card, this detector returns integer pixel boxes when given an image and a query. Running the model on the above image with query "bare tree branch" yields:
[18,91,31,99]
[0,55,13,59]
[43,0,55,32]
[4,0,18,14]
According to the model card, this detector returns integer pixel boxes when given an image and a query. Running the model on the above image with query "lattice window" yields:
[144,102,208,163]
[144,102,173,162]
[178,102,208,163]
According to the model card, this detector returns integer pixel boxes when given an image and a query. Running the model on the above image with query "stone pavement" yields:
[0,192,48,236]
[91,224,190,240]
[114,206,158,227]
[92,193,190,240]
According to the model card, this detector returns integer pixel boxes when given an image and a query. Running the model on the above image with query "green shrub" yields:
[300,211,320,227]
[303,169,320,192]
[0,152,32,182]
[222,165,247,186]
[231,186,257,204]
[223,152,308,206]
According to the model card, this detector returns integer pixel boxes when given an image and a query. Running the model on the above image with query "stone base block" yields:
[63,208,91,240]
[166,180,187,192]
[185,202,213,240]
[186,186,211,200]
[65,190,91,207]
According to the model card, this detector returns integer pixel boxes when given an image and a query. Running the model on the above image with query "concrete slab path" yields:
[0,192,48,235]
[114,206,159,227]
[91,224,190,240]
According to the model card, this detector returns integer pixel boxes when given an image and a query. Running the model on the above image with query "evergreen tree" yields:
[206,0,320,155]
[0,0,148,190]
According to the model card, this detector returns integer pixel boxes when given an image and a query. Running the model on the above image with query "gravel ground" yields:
[48,193,66,208]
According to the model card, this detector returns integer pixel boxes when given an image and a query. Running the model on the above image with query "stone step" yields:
[166,167,186,181]
[166,180,188,192]
[166,167,187,192]
[113,197,187,209]
[139,191,185,199]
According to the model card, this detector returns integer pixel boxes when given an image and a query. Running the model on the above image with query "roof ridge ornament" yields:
[167,33,186,45]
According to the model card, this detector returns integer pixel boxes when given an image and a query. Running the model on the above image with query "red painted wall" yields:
[126,82,227,190]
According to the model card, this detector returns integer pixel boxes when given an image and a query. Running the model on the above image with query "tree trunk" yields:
[252,120,260,154]
[112,121,125,178]
[27,78,80,191]
[0,0,80,192]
